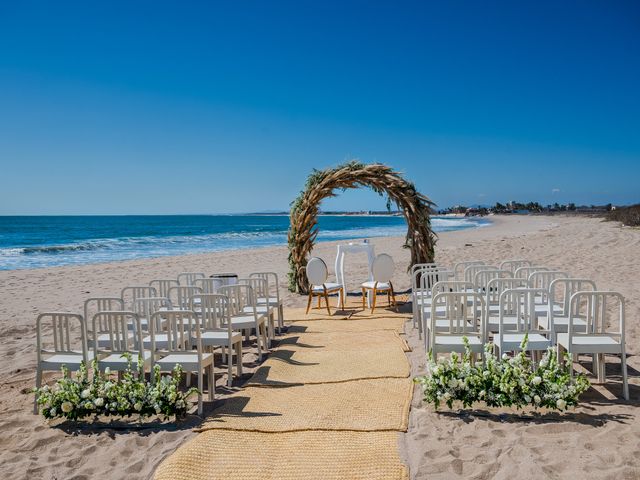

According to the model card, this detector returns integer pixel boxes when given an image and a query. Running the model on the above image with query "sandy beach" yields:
[0,214,638,479]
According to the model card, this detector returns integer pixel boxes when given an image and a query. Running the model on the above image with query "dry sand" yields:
[0,215,638,479]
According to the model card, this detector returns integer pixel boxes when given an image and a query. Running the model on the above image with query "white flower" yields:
[502,353,508,360]
[94,398,104,407]
[176,400,184,409]
[443,392,451,401]
[134,402,143,412]
[448,378,458,389]
[81,388,91,399]
[531,376,542,386]
[50,407,57,416]
[155,404,161,414]
[479,390,485,399]
[534,395,541,404]
[524,395,531,403]
[557,399,567,410]
[61,401,73,413]
[104,367,111,375]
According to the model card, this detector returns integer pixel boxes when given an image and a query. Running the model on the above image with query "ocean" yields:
[0,215,489,270]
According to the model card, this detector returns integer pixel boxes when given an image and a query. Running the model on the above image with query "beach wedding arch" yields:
[288,161,436,292]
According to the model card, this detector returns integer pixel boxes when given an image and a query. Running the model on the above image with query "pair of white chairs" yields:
[304,254,396,315]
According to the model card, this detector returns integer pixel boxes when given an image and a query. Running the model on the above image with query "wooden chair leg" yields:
[317,295,321,308]
[371,289,377,314]
[390,282,397,306]
[306,292,313,314]
[362,288,366,310]
[324,292,332,315]
[340,288,345,310]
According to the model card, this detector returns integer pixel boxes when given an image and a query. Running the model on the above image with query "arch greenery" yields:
[287,161,436,292]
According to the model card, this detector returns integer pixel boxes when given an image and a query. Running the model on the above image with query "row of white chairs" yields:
[411,260,630,400]
[35,272,285,415]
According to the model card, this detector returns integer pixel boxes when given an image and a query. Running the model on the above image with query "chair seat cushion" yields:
[312,283,342,293]
[230,314,265,329]
[361,281,391,290]
[155,352,213,369]
[538,316,587,332]
[41,351,94,370]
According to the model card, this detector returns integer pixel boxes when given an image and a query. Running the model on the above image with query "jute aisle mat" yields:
[154,306,412,480]
[196,377,412,432]
[154,430,408,480]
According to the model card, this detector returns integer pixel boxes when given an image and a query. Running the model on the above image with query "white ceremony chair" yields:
[304,257,344,315]
[453,260,485,281]
[220,284,269,360]
[150,310,214,415]
[168,285,203,310]
[194,277,224,294]
[557,291,628,400]
[485,277,529,330]
[495,288,552,356]
[361,253,397,313]
[422,280,474,348]
[473,269,513,293]
[84,297,125,347]
[121,286,157,309]
[413,268,455,338]
[93,311,150,374]
[541,278,597,341]
[527,270,570,319]
[428,291,486,361]
[514,265,550,280]
[149,279,179,298]
[411,265,450,330]
[499,259,532,274]
[35,313,92,413]
[133,297,172,333]
[464,265,498,284]
[177,272,206,286]
[194,293,243,386]
[250,272,284,334]
[239,277,276,342]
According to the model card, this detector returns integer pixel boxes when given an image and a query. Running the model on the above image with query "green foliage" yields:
[415,337,590,411]
[33,354,198,421]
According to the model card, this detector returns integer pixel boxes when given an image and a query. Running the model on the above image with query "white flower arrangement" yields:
[34,354,198,421]
[415,336,590,411]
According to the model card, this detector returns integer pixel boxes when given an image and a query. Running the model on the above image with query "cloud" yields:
[551,188,560,194]
[478,193,486,198]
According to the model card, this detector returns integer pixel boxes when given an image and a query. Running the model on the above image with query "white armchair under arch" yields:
[361,253,396,313]
[305,257,344,315]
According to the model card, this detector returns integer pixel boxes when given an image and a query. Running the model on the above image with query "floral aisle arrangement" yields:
[34,355,198,420]
[415,337,590,411]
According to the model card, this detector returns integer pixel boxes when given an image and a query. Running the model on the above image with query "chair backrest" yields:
[121,286,157,309]
[464,265,498,284]
[149,279,179,298]
[306,257,329,286]
[499,259,532,273]
[418,269,454,292]
[193,294,232,331]
[453,260,485,280]
[411,265,448,290]
[372,254,395,283]
[177,272,206,286]
[219,284,256,316]
[193,277,224,294]
[168,285,203,310]
[149,310,202,364]
[92,311,143,355]
[250,272,280,301]
[527,270,569,291]
[431,280,475,296]
[36,313,88,363]
[473,269,513,291]
[513,266,550,279]
[133,297,171,332]
[498,288,548,334]
[429,291,485,346]
[239,277,269,300]
[485,277,528,307]
[568,291,624,339]
[548,278,597,316]
[84,297,124,336]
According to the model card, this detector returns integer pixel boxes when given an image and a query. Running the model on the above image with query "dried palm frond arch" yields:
[288,161,436,292]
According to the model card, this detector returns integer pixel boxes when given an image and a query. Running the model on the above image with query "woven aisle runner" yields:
[154,303,412,480]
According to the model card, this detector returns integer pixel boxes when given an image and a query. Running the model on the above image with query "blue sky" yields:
[0,1,638,214]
